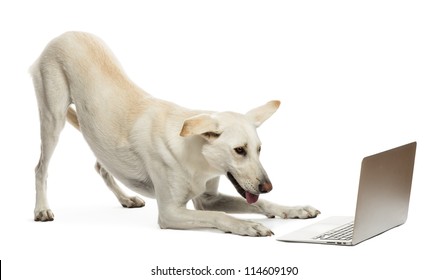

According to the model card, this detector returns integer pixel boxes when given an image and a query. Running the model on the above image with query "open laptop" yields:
[277,142,417,246]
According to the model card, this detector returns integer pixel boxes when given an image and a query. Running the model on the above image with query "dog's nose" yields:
[259,182,273,193]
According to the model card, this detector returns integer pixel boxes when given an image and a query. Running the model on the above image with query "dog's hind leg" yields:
[95,162,145,208]
[65,106,145,208]
[32,62,71,222]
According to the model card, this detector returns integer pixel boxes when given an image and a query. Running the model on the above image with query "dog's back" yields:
[31,32,125,82]
[31,32,151,148]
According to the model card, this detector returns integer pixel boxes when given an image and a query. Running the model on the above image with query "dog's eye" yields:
[234,147,247,156]
[257,146,261,153]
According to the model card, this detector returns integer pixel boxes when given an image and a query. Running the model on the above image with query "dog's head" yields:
[180,100,280,204]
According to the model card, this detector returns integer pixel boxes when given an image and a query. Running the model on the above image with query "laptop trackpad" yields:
[277,216,354,242]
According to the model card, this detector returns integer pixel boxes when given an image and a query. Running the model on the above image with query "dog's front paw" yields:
[226,220,274,237]
[120,196,145,208]
[278,205,320,219]
[34,209,54,222]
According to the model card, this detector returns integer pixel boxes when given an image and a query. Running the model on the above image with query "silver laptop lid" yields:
[352,142,416,244]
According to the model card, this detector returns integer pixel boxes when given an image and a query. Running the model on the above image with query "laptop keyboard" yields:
[313,222,354,241]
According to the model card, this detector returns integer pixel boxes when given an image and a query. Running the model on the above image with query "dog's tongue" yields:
[245,191,259,204]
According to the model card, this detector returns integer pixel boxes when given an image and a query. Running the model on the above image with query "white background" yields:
[1,0,447,279]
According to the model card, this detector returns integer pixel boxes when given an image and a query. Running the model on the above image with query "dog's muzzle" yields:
[226,172,272,204]
[259,181,273,193]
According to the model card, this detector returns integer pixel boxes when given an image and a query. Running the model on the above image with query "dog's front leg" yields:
[195,193,320,219]
[153,175,272,236]
[157,205,273,237]
[150,168,273,236]
[252,200,321,219]
[193,177,320,219]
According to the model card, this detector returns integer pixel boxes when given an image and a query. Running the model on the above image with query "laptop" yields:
[277,142,417,246]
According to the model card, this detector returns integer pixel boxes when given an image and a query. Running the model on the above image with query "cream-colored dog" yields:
[31,32,319,236]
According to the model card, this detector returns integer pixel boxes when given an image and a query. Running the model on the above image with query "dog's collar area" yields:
[226,172,259,204]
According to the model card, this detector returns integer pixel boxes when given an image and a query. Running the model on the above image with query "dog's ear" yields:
[245,100,281,127]
[180,114,221,140]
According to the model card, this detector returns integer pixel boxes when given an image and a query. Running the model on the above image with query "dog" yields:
[30,32,320,236]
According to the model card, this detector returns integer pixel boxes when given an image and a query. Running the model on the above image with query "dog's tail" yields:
[66,106,81,131]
